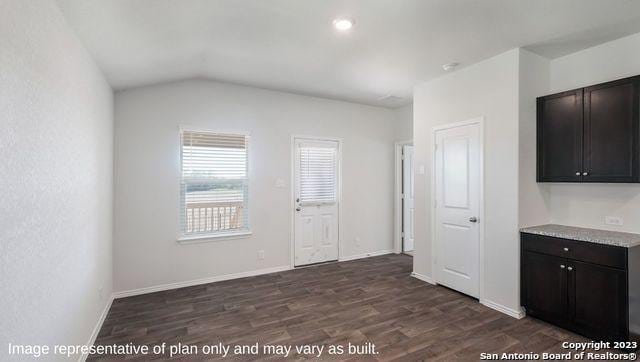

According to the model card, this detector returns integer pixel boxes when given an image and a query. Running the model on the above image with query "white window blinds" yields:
[298,143,338,204]
[180,130,249,237]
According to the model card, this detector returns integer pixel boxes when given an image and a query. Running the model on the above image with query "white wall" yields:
[412,49,521,315]
[0,0,113,359]
[114,80,398,292]
[547,32,640,233]
[518,49,551,228]
[394,104,413,141]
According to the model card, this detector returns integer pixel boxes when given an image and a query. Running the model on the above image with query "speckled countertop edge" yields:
[520,224,640,248]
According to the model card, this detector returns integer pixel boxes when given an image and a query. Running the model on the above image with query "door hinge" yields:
[401,232,405,238]
[401,193,405,199]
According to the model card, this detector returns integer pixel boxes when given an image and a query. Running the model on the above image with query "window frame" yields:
[177,126,252,243]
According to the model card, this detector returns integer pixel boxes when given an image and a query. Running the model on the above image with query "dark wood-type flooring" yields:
[91,255,624,361]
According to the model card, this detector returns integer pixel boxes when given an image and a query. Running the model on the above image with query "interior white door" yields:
[434,122,480,298]
[402,145,415,252]
[294,138,339,266]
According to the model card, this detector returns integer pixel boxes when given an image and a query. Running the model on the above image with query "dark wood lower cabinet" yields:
[570,260,627,341]
[523,252,567,322]
[521,233,639,345]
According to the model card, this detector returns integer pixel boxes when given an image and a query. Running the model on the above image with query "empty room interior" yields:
[4,0,640,360]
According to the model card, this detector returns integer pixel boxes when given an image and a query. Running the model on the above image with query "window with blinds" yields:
[298,144,338,204]
[180,130,249,238]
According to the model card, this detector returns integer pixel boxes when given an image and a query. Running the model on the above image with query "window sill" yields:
[177,231,253,244]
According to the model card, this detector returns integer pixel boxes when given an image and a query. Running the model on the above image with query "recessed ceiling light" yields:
[442,62,459,71]
[333,17,354,31]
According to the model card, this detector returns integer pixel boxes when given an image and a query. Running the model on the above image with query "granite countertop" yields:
[520,224,640,248]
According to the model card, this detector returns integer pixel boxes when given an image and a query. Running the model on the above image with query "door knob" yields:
[563,247,569,252]
[582,172,588,176]
[560,265,566,269]
[469,216,478,223]
[296,207,301,211]
[567,266,573,271]
[575,172,580,176]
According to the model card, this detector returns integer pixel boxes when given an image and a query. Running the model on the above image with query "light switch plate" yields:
[605,216,623,226]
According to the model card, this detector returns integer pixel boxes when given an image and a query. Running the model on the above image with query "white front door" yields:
[434,121,481,298]
[402,145,415,252]
[294,138,340,266]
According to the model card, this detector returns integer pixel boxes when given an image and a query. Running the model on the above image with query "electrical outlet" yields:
[258,250,265,260]
[605,216,623,226]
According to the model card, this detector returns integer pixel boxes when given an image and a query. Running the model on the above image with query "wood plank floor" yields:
[91,254,619,361]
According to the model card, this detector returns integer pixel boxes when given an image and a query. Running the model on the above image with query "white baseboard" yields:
[339,249,394,262]
[116,251,395,299]
[410,271,436,285]
[79,295,114,362]
[481,299,525,319]
[113,265,292,299]
[89,251,394,354]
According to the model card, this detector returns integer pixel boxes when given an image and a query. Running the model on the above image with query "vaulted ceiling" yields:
[56,0,640,107]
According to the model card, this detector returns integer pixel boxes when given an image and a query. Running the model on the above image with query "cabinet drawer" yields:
[521,233,627,269]
[522,233,572,258]
[570,241,627,270]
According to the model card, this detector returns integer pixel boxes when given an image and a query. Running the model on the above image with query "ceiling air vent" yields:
[377,94,404,107]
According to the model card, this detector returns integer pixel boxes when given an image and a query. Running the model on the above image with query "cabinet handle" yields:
[567,266,573,271]
[563,247,569,252]
[575,172,581,176]
[560,265,566,269]
[582,172,588,176]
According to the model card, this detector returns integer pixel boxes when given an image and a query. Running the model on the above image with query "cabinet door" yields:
[537,89,584,182]
[584,77,639,182]
[523,251,568,323]
[569,261,627,341]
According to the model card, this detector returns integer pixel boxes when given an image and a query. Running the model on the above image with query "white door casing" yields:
[293,138,340,266]
[434,121,481,298]
[402,145,415,252]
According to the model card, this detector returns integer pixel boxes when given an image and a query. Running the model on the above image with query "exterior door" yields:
[402,145,415,252]
[294,138,339,266]
[434,121,481,297]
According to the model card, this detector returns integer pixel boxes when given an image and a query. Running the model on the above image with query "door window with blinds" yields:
[297,140,339,205]
[180,130,249,238]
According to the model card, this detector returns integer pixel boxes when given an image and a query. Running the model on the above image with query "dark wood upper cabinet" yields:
[537,76,640,183]
[537,89,583,182]
[584,78,639,182]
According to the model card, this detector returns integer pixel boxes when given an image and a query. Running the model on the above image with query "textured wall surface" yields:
[547,32,640,233]
[113,79,398,293]
[0,0,113,359]
[413,50,521,314]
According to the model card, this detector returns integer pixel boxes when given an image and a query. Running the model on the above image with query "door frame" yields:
[394,140,413,254]
[290,135,343,268]
[430,117,485,300]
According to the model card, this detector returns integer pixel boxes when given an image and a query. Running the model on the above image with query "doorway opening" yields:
[394,140,414,256]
